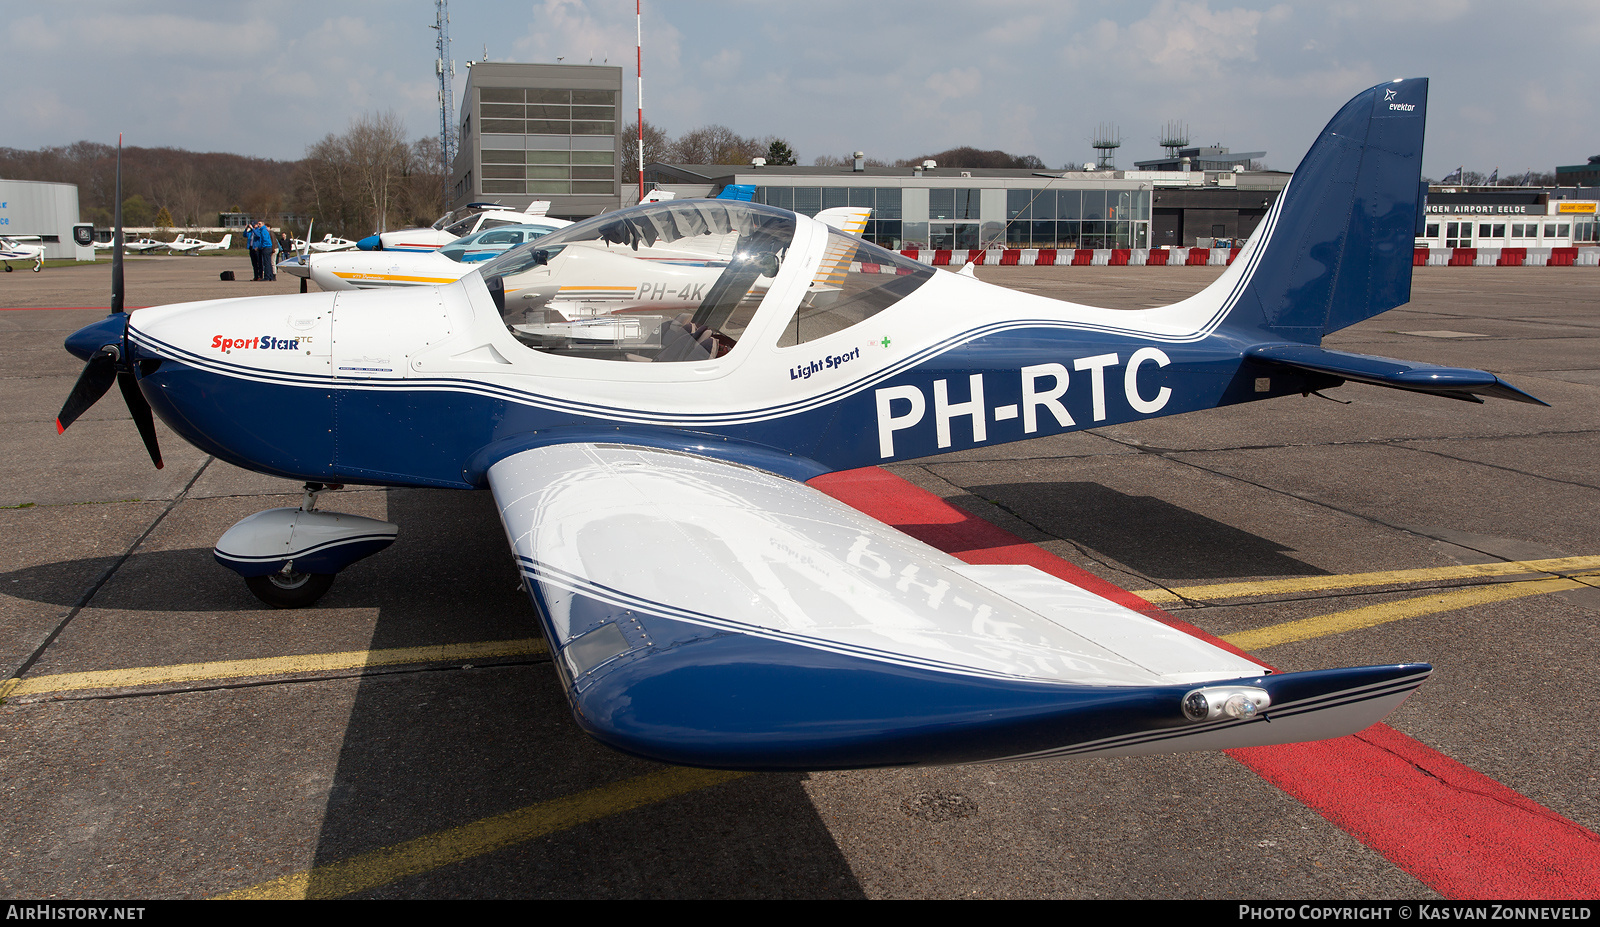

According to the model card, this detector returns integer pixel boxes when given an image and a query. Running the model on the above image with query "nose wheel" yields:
[214,482,397,609]
[245,567,335,609]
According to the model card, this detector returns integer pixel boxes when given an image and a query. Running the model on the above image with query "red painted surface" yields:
[1414,247,1431,266]
[999,249,1021,266]
[1071,249,1094,266]
[1109,249,1131,266]
[1449,248,1478,266]
[1146,249,1170,266]
[1187,247,1210,266]
[1497,248,1526,267]
[931,249,952,266]
[809,466,1600,899]
[1036,249,1057,266]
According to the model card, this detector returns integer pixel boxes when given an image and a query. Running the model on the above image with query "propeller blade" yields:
[56,347,119,434]
[117,370,163,469]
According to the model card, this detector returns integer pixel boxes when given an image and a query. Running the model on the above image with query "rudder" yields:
[1226,78,1428,343]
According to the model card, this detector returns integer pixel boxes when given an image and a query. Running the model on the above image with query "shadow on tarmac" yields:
[298,487,866,898]
[970,482,1328,580]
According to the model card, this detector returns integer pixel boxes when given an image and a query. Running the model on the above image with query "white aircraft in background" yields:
[309,234,358,253]
[280,220,570,290]
[356,200,556,252]
[283,207,868,293]
[119,238,168,254]
[167,234,232,254]
[1,235,44,271]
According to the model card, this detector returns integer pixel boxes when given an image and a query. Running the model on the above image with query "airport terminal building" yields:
[645,161,1289,251]
[1416,187,1599,249]
[449,62,624,220]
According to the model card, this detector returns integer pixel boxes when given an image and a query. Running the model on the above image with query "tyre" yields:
[245,569,335,608]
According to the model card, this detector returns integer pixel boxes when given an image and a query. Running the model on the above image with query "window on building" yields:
[928,188,979,220]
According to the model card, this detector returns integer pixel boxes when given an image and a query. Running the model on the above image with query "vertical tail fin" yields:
[1225,78,1428,344]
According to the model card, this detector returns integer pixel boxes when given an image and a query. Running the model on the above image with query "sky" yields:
[4,1,1596,180]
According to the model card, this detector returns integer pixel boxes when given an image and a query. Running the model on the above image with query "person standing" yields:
[247,221,266,281]
[262,224,277,281]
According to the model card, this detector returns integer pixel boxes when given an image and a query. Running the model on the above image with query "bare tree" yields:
[291,112,442,237]
[621,119,674,182]
[346,111,410,233]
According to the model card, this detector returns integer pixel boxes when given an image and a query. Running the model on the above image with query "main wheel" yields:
[245,568,335,608]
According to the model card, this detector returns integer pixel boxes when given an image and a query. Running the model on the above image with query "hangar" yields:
[0,179,93,261]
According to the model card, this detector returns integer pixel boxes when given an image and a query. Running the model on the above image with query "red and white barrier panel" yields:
[889,247,1598,268]
[1414,247,1596,266]
[896,248,1246,267]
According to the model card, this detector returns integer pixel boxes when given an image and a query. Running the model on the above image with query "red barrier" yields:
[1071,249,1094,266]
[1036,249,1057,266]
[1549,248,1577,266]
[1186,248,1209,266]
[999,249,1021,266]
[1496,248,1526,267]
[1146,249,1169,266]
[899,250,919,261]
[1413,247,1430,266]
[1448,248,1477,266]
[1109,249,1131,266]
[967,249,986,265]
[931,249,952,266]
[1227,247,1242,265]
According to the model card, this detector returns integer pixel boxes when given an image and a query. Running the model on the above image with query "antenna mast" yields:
[1092,123,1122,170]
[433,0,457,203]
[1158,120,1190,160]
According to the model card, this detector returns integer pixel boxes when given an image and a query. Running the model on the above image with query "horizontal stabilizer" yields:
[1247,343,1547,405]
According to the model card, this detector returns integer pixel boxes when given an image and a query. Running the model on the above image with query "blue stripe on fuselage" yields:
[135,325,1326,489]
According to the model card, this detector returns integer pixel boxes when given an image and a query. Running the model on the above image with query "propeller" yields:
[55,136,163,469]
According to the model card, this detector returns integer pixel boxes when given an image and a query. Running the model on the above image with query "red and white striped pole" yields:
[637,0,645,202]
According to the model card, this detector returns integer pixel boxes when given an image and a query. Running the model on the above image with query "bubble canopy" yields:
[479,200,932,363]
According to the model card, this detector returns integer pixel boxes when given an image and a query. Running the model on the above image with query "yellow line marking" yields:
[214,767,747,899]
[1222,576,1597,651]
[1137,555,1600,604]
[3,638,547,698]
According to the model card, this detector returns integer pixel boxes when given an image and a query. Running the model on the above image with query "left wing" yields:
[488,443,1429,770]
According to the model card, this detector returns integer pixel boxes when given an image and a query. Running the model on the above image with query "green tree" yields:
[765,140,797,166]
[121,194,153,227]
[153,206,173,228]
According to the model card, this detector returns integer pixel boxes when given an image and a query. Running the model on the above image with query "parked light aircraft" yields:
[167,234,231,254]
[1,235,44,271]
[121,238,167,254]
[356,200,556,252]
[56,80,1537,770]
[309,234,358,253]
[280,221,572,290]
[280,206,867,293]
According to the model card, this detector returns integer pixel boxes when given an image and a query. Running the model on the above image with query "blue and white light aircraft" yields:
[55,80,1542,771]
[1,235,44,271]
[279,220,573,290]
[356,200,556,252]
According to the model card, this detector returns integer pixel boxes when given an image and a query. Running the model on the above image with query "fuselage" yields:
[123,207,1312,491]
